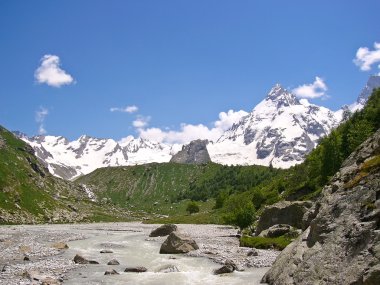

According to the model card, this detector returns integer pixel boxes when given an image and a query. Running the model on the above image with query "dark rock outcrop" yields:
[160,231,199,254]
[170,140,211,164]
[262,129,380,285]
[255,201,313,235]
[149,224,178,237]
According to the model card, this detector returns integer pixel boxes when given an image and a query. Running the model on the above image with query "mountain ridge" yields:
[16,76,380,180]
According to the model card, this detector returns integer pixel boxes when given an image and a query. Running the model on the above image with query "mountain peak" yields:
[357,75,380,105]
[266,83,299,107]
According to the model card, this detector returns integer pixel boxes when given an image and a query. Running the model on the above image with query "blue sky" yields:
[1,0,379,143]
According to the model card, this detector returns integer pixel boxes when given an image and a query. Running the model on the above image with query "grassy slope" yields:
[76,163,220,212]
[0,126,132,224]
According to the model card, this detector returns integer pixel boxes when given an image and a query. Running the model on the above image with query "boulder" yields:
[104,269,119,275]
[149,224,178,237]
[73,254,99,264]
[258,224,292,238]
[213,265,234,275]
[124,266,147,273]
[255,201,313,236]
[262,129,380,285]
[41,277,60,285]
[159,231,199,254]
[107,259,120,265]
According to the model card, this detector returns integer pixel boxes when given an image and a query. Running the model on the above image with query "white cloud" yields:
[353,42,380,73]
[34,55,74,87]
[135,109,247,144]
[110,105,139,113]
[35,107,49,135]
[292,77,328,99]
[133,115,151,128]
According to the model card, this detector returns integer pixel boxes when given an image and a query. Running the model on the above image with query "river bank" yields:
[0,223,279,284]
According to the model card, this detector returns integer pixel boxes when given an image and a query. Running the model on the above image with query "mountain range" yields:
[17,76,380,180]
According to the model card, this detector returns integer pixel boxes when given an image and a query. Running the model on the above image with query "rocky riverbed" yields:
[0,223,279,284]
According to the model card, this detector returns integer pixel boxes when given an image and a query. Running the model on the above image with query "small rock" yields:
[247,249,259,256]
[73,254,99,264]
[100,249,113,253]
[23,256,30,261]
[124,266,148,273]
[51,242,69,250]
[149,224,178,237]
[213,265,235,275]
[107,259,120,265]
[104,269,119,275]
[41,277,60,285]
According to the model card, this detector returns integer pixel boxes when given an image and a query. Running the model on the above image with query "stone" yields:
[23,256,30,261]
[258,224,292,238]
[255,201,313,236]
[41,277,60,285]
[124,266,148,273]
[149,224,178,237]
[100,249,113,253]
[159,231,199,254]
[170,140,211,164]
[155,264,180,273]
[104,269,119,275]
[213,265,235,275]
[73,254,99,264]
[247,249,259,256]
[262,129,380,285]
[107,259,120,265]
[51,242,69,250]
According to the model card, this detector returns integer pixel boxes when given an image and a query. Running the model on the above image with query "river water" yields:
[62,224,269,285]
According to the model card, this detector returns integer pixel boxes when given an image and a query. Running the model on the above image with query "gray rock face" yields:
[262,129,380,285]
[170,140,211,164]
[159,231,199,254]
[149,224,178,237]
[357,75,380,105]
[255,201,313,236]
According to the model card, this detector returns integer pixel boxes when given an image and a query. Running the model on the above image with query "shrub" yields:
[186,201,200,214]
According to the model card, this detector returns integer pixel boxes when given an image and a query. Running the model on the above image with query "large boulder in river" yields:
[149,224,178,237]
[73,254,99,264]
[262,129,380,285]
[160,231,199,254]
[255,200,313,236]
[170,140,211,164]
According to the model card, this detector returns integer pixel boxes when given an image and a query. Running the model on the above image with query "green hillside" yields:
[76,163,220,211]
[0,126,132,224]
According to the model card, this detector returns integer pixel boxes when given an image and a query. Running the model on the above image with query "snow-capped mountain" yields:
[207,84,340,168]
[19,134,179,180]
[17,76,380,180]
[335,75,380,120]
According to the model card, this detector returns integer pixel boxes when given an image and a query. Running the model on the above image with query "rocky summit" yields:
[170,139,211,164]
[262,129,380,285]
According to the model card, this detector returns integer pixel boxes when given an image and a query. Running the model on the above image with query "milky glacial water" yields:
[62,225,269,285]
